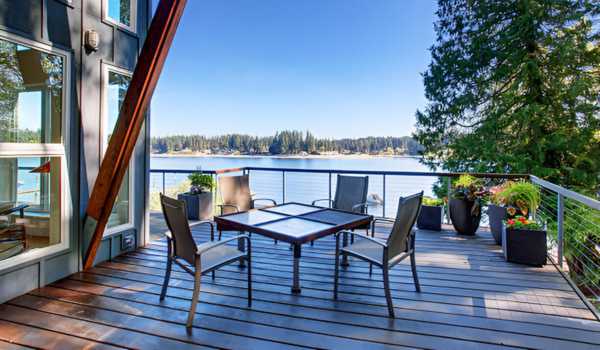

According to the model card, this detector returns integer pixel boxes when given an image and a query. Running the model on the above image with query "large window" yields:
[104,0,136,33]
[102,65,133,232]
[0,34,70,266]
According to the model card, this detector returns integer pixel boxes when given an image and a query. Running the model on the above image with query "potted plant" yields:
[490,181,540,244]
[177,172,215,220]
[502,216,546,266]
[449,175,488,235]
[417,196,444,231]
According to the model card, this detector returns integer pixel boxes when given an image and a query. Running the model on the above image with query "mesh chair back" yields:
[160,194,197,265]
[333,175,369,213]
[218,174,252,213]
[386,192,423,259]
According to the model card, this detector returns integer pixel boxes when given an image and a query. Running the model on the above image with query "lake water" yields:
[151,156,437,217]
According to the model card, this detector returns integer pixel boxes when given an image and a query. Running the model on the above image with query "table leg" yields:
[291,243,302,294]
[238,232,246,268]
[341,231,350,267]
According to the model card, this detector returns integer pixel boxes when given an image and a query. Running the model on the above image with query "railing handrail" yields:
[151,166,529,179]
[530,175,600,211]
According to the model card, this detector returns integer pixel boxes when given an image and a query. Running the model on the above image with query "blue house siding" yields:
[0,0,151,303]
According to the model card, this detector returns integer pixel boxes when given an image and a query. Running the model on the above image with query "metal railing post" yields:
[162,171,166,194]
[557,193,564,268]
[282,170,286,203]
[382,174,386,218]
[328,172,332,207]
[446,177,452,224]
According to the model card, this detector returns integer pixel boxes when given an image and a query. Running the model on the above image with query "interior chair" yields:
[160,194,252,328]
[333,191,423,317]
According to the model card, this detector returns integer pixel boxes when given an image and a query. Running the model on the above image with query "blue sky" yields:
[150,0,437,138]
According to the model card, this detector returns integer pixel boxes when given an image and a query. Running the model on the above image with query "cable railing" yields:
[531,176,600,313]
[149,166,599,316]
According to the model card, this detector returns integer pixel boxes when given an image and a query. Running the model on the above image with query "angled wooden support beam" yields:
[83,0,188,269]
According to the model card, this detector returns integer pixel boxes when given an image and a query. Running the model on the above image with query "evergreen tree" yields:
[415,0,600,192]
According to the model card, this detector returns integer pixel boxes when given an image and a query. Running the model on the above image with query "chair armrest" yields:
[312,198,333,206]
[196,234,250,254]
[351,202,369,213]
[189,220,214,229]
[162,230,173,240]
[252,198,277,207]
[335,231,387,247]
[218,204,240,215]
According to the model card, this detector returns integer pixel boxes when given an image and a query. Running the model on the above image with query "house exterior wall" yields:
[0,0,151,303]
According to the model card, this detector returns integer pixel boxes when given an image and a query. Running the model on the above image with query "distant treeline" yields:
[151,131,422,156]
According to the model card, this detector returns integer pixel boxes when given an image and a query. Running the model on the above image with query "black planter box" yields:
[502,226,547,267]
[417,205,443,231]
[178,192,213,220]
[487,204,506,245]
[449,198,481,235]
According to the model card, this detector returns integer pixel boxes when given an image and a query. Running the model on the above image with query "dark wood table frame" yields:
[214,202,373,293]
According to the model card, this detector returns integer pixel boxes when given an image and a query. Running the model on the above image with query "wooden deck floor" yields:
[1,215,599,349]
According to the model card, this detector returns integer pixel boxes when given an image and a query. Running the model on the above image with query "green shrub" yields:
[188,172,215,194]
[423,196,444,206]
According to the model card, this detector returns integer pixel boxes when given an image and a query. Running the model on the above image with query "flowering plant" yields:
[451,175,489,216]
[505,216,543,230]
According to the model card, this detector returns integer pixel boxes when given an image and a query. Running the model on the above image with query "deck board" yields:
[0,214,598,349]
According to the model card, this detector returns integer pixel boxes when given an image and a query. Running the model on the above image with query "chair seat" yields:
[341,237,386,265]
[197,242,245,273]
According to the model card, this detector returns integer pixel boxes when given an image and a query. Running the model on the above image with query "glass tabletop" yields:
[257,217,334,238]
[262,203,323,216]
[220,210,287,226]
[299,209,368,226]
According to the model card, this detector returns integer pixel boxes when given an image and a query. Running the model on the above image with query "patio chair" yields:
[159,194,252,328]
[311,174,370,245]
[333,191,423,318]
[217,174,277,241]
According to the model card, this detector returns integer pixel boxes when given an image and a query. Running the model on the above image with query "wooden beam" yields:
[83,0,188,269]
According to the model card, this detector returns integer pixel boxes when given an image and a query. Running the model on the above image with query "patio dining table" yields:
[214,202,373,293]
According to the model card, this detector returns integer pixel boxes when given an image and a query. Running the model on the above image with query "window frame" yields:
[100,62,135,236]
[102,0,138,34]
[0,31,72,271]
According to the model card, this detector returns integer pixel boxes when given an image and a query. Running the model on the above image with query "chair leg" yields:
[247,240,252,307]
[218,230,222,241]
[410,250,421,292]
[160,243,173,301]
[274,239,278,244]
[310,240,314,246]
[187,265,202,328]
[333,236,341,299]
[369,263,373,277]
[382,266,395,318]
[211,271,215,280]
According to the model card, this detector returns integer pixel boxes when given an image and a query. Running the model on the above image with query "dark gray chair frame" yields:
[159,194,252,328]
[311,174,370,246]
[217,174,277,241]
[333,191,423,318]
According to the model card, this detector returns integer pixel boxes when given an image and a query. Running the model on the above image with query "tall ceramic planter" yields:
[449,198,481,235]
[487,204,506,245]
[417,205,443,231]
[178,192,213,220]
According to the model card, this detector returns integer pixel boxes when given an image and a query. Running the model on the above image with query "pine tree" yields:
[415,0,600,192]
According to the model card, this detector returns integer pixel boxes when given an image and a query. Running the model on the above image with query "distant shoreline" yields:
[151,153,421,160]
